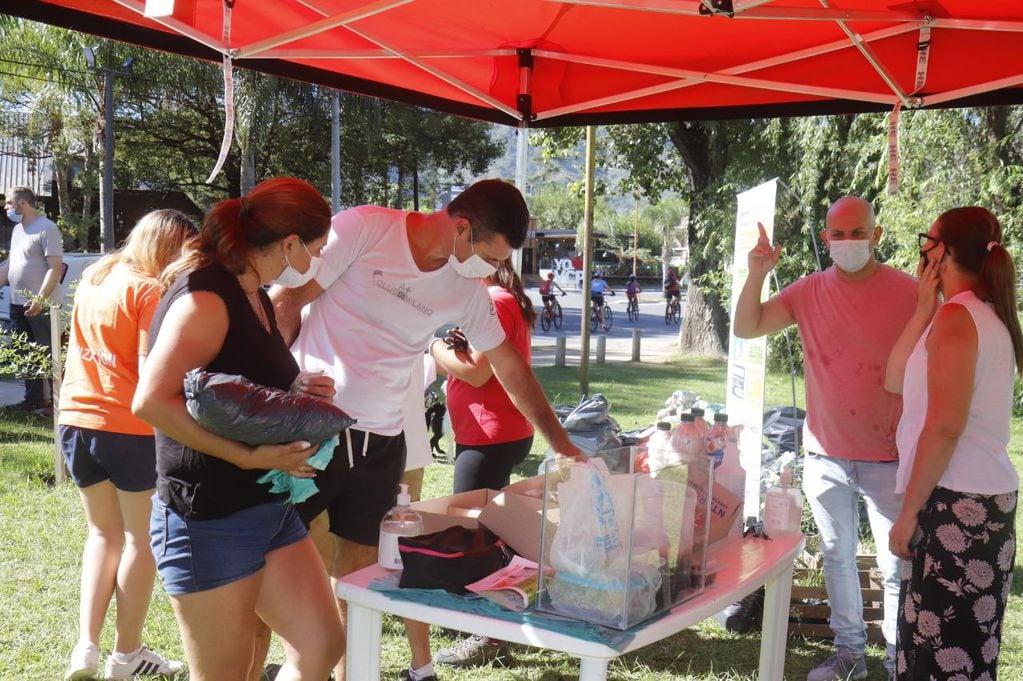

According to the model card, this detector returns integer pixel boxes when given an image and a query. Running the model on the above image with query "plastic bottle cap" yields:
[680,413,695,422]
[714,413,728,422]
[397,482,411,506]
[656,421,672,431]
[691,407,705,416]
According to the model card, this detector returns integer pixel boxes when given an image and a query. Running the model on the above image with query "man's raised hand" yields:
[748,222,782,277]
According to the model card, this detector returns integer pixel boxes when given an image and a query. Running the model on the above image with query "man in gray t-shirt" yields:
[1,186,63,411]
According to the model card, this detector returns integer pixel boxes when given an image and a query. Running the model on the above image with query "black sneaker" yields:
[399,669,437,681]
[717,587,764,634]
[435,635,510,668]
[3,400,47,413]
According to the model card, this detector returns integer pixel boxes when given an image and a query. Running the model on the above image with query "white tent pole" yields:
[579,125,597,397]
[513,127,529,274]
[332,89,341,212]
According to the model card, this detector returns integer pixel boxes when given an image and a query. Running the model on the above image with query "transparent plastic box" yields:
[536,446,712,630]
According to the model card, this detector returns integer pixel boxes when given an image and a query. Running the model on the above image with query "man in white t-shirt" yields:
[1,185,63,413]
[272,179,581,681]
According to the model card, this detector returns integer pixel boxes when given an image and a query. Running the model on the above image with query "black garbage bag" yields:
[762,406,806,454]
[184,369,356,445]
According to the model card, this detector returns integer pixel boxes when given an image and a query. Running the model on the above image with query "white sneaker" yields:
[65,642,101,680]
[103,646,184,680]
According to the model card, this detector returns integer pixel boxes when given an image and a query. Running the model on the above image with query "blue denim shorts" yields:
[60,425,157,492]
[150,497,307,595]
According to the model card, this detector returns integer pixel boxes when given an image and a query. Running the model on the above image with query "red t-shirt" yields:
[446,286,534,446]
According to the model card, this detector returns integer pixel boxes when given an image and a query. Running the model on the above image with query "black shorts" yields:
[541,294,556,304]
[60,425,157,491]
[665,289,680,300]
[295,429,406,546]
[591,294,605,307]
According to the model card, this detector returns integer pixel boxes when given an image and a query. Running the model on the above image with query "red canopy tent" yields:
[12,0,1023,127]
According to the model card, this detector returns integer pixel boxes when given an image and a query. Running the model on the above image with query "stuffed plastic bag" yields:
[549,458,624,575]
[541,394,622,469]
[184,369,355,445]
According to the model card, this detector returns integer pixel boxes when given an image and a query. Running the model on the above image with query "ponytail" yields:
[491,260,537,327]
[935,206,1023,374]
[980,243,1023,372]
[162,177,331,288]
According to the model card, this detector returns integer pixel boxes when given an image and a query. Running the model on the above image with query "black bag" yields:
[184,369,356,445]
[398,526,512,594]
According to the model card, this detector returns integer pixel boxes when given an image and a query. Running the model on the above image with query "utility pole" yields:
[84,46,133,253]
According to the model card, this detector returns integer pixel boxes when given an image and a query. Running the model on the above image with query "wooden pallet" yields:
[789,554,886,642]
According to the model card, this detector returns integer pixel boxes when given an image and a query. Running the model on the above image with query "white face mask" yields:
[7,208,23,223]
[448,226,497,279]
[828,239,873,273]
[275,239,321,288]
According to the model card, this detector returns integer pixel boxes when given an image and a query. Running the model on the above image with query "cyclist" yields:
[590,272,615,325]
[625,274,642,309]
[663,268,682,304]
[539,272,565,317]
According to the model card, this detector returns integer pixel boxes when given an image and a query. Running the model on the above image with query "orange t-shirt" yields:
[58,265,162,436]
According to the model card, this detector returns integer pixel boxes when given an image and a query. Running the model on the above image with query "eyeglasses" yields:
[917,233,941,250]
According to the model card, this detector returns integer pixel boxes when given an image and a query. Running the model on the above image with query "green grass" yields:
[2,358,1021,680]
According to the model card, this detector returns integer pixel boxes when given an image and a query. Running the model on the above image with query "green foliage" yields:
[0,329,51,380]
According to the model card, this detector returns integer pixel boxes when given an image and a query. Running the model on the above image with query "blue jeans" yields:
[803,452,902,660]
[9,303,51,405]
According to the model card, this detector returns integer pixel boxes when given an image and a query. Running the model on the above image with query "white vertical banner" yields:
[725,179,777,520]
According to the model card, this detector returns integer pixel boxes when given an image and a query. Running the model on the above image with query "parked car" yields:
[0,252,103,324]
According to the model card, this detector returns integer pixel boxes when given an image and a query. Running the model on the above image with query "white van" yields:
[0,252,103,324]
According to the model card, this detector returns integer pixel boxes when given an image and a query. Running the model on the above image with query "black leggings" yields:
[452,436,534,493]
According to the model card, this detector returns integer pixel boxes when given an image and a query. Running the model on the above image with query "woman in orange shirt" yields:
[60,210,196,681]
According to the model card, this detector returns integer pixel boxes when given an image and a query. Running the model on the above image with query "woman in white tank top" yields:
[884,206,1022,681]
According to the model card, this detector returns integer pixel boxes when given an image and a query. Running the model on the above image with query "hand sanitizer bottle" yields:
[378,483,424,570]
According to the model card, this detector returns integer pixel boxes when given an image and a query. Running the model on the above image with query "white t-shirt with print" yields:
[291,206,504,436]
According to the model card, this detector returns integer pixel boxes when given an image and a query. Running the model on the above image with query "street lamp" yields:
[83,46,134,253]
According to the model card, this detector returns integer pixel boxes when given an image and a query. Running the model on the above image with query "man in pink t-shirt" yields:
[734,196,916,681]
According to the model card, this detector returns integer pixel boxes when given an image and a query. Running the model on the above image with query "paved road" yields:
[526,287,685,366]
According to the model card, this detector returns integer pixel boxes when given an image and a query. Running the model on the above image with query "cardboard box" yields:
[478,475,553,563]
[410,489,499,534]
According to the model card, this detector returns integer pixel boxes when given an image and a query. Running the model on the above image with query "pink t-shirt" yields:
[776,264,917,461]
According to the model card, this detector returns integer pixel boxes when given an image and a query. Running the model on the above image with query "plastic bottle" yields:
[690,407,709,442]
[645,421,674,474]
[670,412,703,462]
[763,466,803,536]
[714,425,747,540]
[705,412,728,469]
[378,483,424,570]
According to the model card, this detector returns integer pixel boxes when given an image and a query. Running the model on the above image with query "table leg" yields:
[579,656,609,681]
[758,559,795,681]
[346,603,383,681]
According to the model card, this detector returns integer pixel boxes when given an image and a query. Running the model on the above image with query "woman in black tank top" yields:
[134,178,343,680]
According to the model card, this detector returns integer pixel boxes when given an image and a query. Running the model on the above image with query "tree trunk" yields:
[667,121,731,356]
[239,139,256,196]
[678,281,729,357]
[412,157,420,212]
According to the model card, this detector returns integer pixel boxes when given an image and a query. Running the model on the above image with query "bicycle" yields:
[626,295,640,322]
[590,291,614,332]
[539,296,564,332]
[664,294,681,325]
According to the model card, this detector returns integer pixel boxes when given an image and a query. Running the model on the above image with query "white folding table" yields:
[337,533,804,681]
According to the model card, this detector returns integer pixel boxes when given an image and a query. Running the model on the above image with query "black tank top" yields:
[149,263,300,518]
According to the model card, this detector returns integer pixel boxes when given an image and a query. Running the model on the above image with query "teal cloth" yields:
[257,434,338,504]
[368,572,667,650]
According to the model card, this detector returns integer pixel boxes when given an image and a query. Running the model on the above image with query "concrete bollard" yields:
[632,327,642,362]
[596,334,606,364]
[555,335,567,367]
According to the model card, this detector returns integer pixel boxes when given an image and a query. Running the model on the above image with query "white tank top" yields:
[895,290,1019,495]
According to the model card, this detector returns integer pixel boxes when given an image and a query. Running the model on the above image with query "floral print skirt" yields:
[897,486,1017,680]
